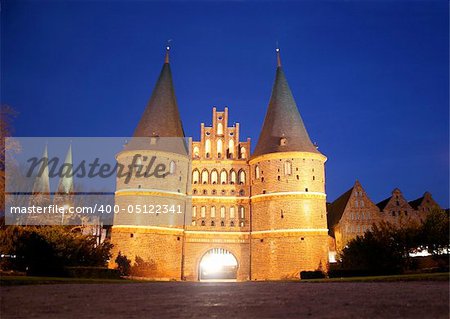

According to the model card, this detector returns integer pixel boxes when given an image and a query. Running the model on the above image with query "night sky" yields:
[2,1,449,206]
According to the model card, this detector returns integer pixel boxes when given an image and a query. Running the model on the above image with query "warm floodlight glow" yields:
[199,249,238,280]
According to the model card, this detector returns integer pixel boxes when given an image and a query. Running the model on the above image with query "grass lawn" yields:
[1,272,448,286]
[300,272,449,283]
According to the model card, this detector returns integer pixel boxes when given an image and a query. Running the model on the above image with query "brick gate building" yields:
[109,47,329,280]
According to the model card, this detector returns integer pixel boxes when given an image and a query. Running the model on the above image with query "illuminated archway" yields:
[199,248,238,281]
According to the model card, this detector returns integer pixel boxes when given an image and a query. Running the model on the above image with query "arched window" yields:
[239,189,245,196]
[205,139,211,158]
[220,170,227,184]
[220,206,226,219]
[284,161,292,176]
[360,200,364,207]
[255,165,260,179]
[210,206,216,218]
[169,161,176,175]
[192,169,200,184]
[230,170,236,184]
[193,146,200,158]
[228,139,234,158]
[201,206,206,218]
[211,170,218,184]
[217,139,223,157]
[201,170,209,184]
[211,221,215,226]
[238,170,246,184]
[230,221,235,227]
[230,206,235,219]
[239,206,245,219]
[240,147,246,159]
[217,122,223,135]
[192,206,197,217]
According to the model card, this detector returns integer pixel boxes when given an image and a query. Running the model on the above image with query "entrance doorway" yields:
[199,248,238,281]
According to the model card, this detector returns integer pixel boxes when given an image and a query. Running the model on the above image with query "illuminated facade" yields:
[109,47,329,280]
[327,181,442,253]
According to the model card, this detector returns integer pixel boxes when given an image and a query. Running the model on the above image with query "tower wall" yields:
[109,227,183,280]
[249,152,328,280]
[110,147,190,280]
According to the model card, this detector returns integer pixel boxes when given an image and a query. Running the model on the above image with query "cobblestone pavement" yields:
[1,281,449,318]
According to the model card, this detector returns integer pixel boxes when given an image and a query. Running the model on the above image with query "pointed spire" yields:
[164,46,170,64]
[32,144,50,194]
[57,144,73,194]
[133,46,184,138]
[252,52,320,158]
[276,47,282,68]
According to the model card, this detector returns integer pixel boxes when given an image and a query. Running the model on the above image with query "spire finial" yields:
[276,44,281,67]
[165,39,172,64]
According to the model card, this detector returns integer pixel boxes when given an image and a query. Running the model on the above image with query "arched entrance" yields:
[199,248,238,281]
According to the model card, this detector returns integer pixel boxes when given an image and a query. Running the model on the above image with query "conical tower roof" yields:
[133,47,185,138]
[252,49,320,158]
[57,144,73,194]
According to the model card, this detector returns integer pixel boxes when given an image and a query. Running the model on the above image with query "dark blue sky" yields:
[2,0,449,206]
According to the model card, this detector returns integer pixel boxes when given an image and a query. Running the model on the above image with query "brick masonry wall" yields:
[109,227,183,280]
[249,152,329,279]
[250,153,326,195]
[251,233,329,280]
[109,108,331,281]
[333,183,382,251]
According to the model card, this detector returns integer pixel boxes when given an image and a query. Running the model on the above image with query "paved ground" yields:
[1,281,449,318]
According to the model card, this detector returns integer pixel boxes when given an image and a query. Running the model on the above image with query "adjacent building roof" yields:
[252,49,320,158]
[408,192,441,211]
[376,197,391,211]
[327,186,354,233]
[408,196,425,210]
[133,48,185,138]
